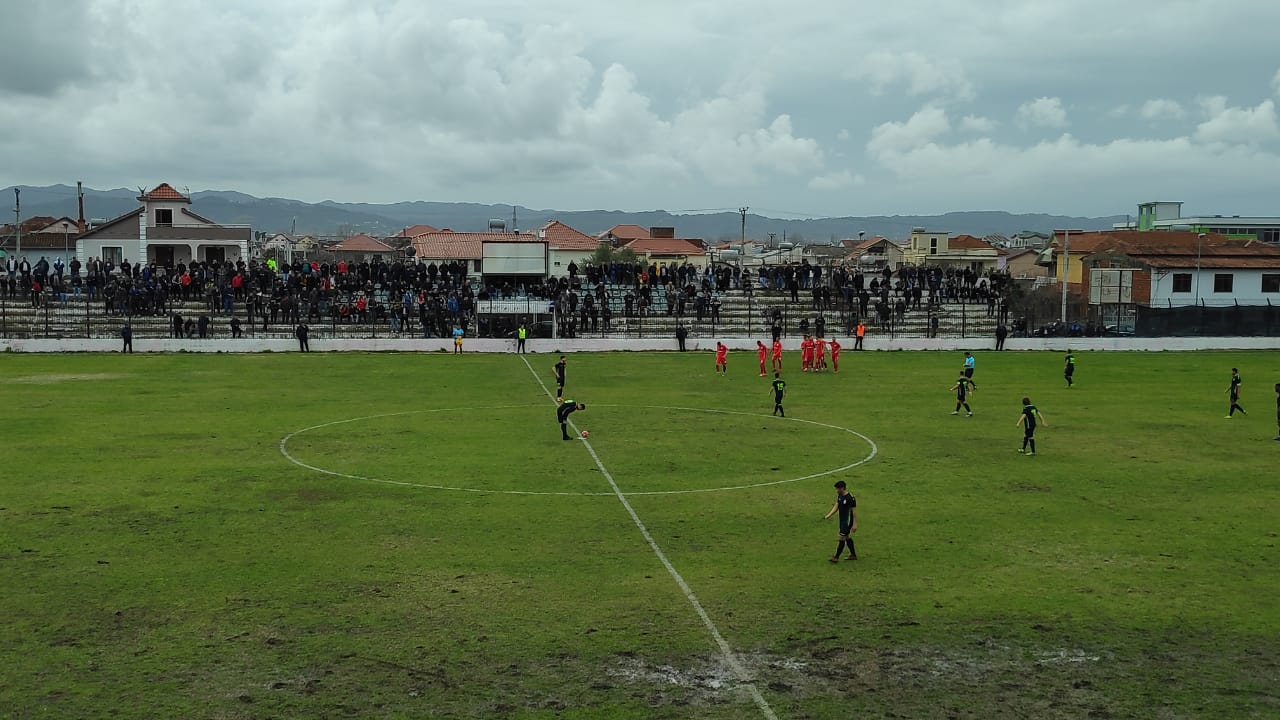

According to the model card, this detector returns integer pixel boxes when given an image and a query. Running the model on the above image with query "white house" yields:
[77,183,251,268]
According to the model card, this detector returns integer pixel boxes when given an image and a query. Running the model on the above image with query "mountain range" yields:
[5,184,1128,242]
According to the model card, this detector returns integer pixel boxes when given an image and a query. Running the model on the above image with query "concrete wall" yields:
[6,336,1280,354]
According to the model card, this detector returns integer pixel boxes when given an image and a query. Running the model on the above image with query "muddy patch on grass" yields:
[1,373,124,384]
[606,651,813,706]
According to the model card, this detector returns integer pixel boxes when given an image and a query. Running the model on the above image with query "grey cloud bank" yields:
[1,0,1278,217]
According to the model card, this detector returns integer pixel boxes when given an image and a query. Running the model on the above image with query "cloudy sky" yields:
[2,0,1279,218]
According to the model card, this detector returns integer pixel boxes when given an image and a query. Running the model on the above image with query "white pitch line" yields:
[520,356,780,720]
[280,404,877,497]
[278,405,610,497]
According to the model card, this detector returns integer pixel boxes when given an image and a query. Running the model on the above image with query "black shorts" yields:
[1024,426,1036,438]
[1065,367,1074,377]
[964,368,974,378]
[839,523,853,536]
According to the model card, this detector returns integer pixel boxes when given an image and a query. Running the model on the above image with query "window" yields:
[155,209,173,226]
[1213,273,1233,293]
[1171,273,1191,293]
[102,246,123,265]
[1263,274,1280,293]
[929,238,938,255]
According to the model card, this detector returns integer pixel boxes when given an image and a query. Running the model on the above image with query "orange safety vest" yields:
[856,324,865,337]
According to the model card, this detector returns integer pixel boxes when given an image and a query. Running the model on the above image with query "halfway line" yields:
[519,355,779,720]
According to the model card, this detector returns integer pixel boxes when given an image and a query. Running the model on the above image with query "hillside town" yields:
[3,184,1280,341]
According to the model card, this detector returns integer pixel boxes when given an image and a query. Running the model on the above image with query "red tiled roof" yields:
[948,234,996,250]
[541,220,598,250]
[1056,230,1272,256]
[599,224,650,241]
[332,234,395,253]
[1137,256,1280,269]
[1,216,59,234]
[1069,230,1280,268]
[411,232,539,260]
[140,183,190,202]
[396,224,439,238]
[618,237,706,255]
[847,236,890,251]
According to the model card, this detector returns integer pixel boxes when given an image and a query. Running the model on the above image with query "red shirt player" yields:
[715,342,728,374]
[771,339,784,371]
[815,337,827,371]
[829,338,842,373]
[800,335,814,372]
[756,341,768,376]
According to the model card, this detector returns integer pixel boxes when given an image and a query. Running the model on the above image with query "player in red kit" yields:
[800,335,814,372]
[771,339,783,371]
[756,341,768,376]
[815,337,827,372]
[829,338,842,373]
[715,342,728,374]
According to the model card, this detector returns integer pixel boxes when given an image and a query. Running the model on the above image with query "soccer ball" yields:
[580,430,590,438]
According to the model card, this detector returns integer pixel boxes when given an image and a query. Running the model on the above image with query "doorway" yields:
[153,245,175,269]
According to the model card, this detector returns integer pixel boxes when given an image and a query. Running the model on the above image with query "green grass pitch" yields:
[1,349,1277,719]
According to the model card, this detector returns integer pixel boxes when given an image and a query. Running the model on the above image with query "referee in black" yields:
[557,399,585,440]
[553,356,567,399]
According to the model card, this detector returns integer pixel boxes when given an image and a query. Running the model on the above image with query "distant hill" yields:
[5,184,1126,241]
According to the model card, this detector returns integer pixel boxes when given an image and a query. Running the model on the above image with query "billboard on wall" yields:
[482,241,547,275]
[1090,268,1133,304]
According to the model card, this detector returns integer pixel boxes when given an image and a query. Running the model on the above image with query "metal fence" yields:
[1135,302,1280,337]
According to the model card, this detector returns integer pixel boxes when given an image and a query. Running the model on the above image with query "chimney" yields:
[77,181,86,233]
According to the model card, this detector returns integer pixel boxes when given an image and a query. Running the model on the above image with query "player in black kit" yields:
[823,480,858,562]
[1016,396,1047,456]
[1226,368,1246,418]
[1274,383,1280,441]
[770,373,787,417]
[950,374,975,416]
[556,399,585,440]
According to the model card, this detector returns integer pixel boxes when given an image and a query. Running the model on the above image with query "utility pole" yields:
[1059,229,1069,323]
[738,206,749,270]
[289,217,297,265]
[13,188,20,259]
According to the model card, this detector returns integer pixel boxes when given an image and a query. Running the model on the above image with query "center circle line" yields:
[279,403,878,496]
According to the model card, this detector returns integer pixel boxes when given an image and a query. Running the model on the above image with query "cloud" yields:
[1140,99,1186,120]
[1015,97,1069,129]
[0,7,827,203]
[0,1,98,96]
[3,1,1280,216]
[866,105,951,157]
[848,51,974,101]
[1194,98,1280,145]
[808,170,858,190]
[959,115,997,133]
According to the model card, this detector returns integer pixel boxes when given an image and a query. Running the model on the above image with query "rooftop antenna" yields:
[511,205,518,234]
